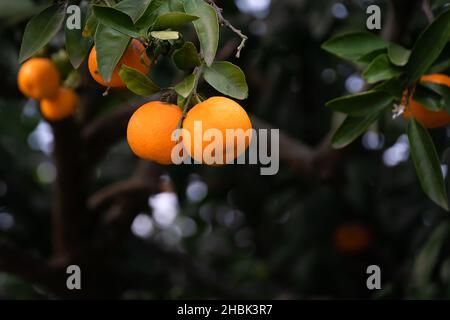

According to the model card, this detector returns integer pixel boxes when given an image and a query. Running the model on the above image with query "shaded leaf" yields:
[153,12,199,30]
[326,91,394,117]
[119,64,160,96]
[408,118,449,211]
[93,5,140,38]
[172,42,201,71]
[135,0,167,31]
[363,54,402,84]
[204,61,249,100]
[321,32,387,61]
[332,112,383,149]
[175,74,196,98]
[184,0,219,66]
[94,24,130,82]
[405,9,450,85]
[65,5,93,69]
[19,4,66,62]
[114,0,152,22]
[388,43,411,66]
[413,84,446,111]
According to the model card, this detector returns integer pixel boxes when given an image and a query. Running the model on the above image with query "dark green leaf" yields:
[19,4,66,62]
[94,24,130,82]
[321,32,387,61]
[153,12,199,30]
[405,9,450,85]
[413,84,446,111]
[175,74,196,98]
[363,54,402,84]
[83,10,99,38]
[421,80,450,113]
[332,112,383,149]
[184,0,219,66]
[169,0,185,11]
[119,64,160,96]
[388,43,411,66]
[172,42,201,71]
[135,0,167,31]
[326,91,394,116]
[408,118,449,211]
[356,49,386,66]
[204,61,249,100]
[114,0,152,22]
[65,5,93,69]
[93,5,140,38]
[374,78,406,98]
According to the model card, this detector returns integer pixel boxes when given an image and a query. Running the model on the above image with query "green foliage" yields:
[19,4,66,62]
[119,65,160,96]
[175,74,196,98]
[65,5,93,69]
[183,0,219,66]
[152,12,199,30]
[92,6,141,38]
[204,62,249,100]
[172,42,201,71]
[323,9,450,209]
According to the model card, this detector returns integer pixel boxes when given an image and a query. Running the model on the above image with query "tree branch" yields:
[206,0,248,58]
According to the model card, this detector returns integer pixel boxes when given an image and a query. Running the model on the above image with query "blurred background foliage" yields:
[1,0,450,299]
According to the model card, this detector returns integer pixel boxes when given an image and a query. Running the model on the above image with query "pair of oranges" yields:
[18,58,78,121]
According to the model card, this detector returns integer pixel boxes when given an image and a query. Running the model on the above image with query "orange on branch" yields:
[40,88,79,121]
[403,74,450,128]
[333,223,372,255]
[88,39,150,88]
[18,58,60,99]
[127,101,182,165]
[182,97,253,165]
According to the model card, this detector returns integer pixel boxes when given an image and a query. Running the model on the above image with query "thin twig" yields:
[422,0,434,23]
[206,0,248,58]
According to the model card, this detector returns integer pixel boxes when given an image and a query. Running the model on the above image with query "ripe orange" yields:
[182,97,252,165]
[18,58,60,99]
[88,39,150,88]
[333,223,372,255]
[40,88,79,121]
[127,101,182,165]
[403,74,450,128]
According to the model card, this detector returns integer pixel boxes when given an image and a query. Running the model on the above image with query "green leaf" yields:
[326,91,394,117]
[175,74,196,98]
[405,9,450,85]
[430,0,450,9]
[421,80,450,113]
[19,4,66,62]
[94,24,131,82]
[152,12,199,30]
[169,0,185,12]
[412,222,449,288]
[388,43,411,66]
[93,5,141,38]
[83,10,99,38]
[65,5,93,69]
[413,84,446,111]
[150,31,180,40]
[135,0,167,31]
[172,42,201,71]
[407,118,449,211]
[184,0,219,66]
[356,49,387,66]
[374,78,406,98]
[204,61,249,100]
[114,0,152,22]
[332,112,383,149]
[363,54,402,84]
[119,64,160,96]
[321,32,387,61]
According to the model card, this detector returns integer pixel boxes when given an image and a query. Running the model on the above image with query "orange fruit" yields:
[88,39,150,88]
[333,223,372,255]
[127,101,182,165]
[182,97,252,165]
[40,88,79,121]
[403,74,450,128]
[18,58,60,99]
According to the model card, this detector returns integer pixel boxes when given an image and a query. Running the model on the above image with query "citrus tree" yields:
[323,4,450,211]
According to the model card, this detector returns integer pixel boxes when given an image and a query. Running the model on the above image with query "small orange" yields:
[40,88,79,121]
[333,223,372,255]
[182,97,252,165]
[403,74,450,128]
[88,39,150,88]
[18,58,60,99]
[127,101,182,165]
